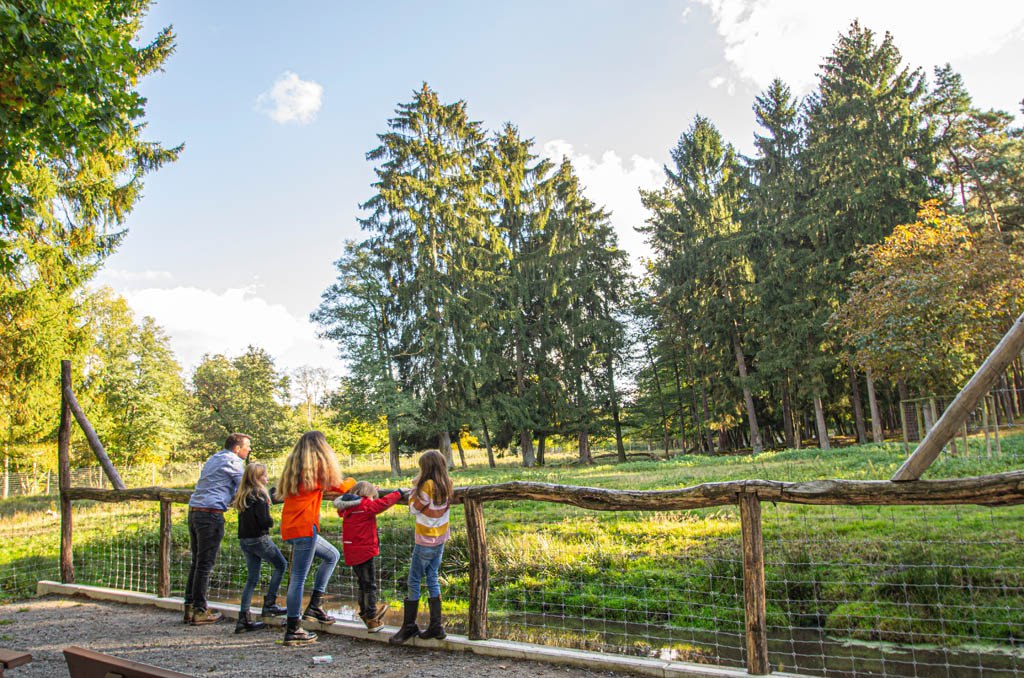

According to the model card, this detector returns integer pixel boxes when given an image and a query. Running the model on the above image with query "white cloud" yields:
[119,286,340,376]
[540,140,664,271]
[94,268,173,284]
[693,0,1024,93]
[256,71,324,124]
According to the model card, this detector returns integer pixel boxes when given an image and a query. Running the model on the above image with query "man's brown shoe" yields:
[190,608,224,625]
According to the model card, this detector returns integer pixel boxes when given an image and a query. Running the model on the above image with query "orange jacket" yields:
[280,477,355,541]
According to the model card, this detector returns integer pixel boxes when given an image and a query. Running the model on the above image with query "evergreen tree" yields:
[801,21,936,446]
[358,84,489,466]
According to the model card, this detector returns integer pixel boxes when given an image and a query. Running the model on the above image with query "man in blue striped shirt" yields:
[184,433,250,625]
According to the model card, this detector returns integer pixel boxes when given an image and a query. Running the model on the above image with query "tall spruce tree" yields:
[801,21,936,446]
[359,84,489,466]
[643,116,763,454]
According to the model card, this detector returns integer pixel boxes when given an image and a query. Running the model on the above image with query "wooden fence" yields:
[58,473,1024,675]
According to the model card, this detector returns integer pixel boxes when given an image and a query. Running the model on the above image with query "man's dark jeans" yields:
[353,557,378,616]
[185,510,225,611]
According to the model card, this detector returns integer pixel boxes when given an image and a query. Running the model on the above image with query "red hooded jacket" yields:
[337,490,403,566]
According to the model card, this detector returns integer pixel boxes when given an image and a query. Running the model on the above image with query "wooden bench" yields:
[63,646,191,678]
[0,649,32,677]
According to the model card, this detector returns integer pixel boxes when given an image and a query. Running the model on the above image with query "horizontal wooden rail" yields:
[63,470,1024,508]
[453,471,1024,509]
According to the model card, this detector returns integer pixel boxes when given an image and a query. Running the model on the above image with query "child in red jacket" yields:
[334,481,406,631]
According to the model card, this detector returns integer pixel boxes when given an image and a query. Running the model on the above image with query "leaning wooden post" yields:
[63,384,125,490]
[739,492,769,675]
[59,360,75,584]
[464,498,489,640]
[158,499,173,598]
[893,312,1024,481]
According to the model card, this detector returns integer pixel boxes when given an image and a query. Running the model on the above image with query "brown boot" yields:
[190,608,224,625]
[182,604,193,624]
[360,602,389,633]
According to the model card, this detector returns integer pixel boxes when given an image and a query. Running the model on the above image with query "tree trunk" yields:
[732,327,762,454]
[481,420,496,469]
[606,356,626,463]
[866,368,883,443]
[438,430,454,470]
[578,430,592,464]
[454,434,468,469]
[781,375,795,450]
[387,417,402,477]
[849,364,867,444]
[701,378,715,454]
[537,434,546,466]
[645,343,672,458]
[520,430,535,468]
[671,357,688,453]
[813,396,830,451]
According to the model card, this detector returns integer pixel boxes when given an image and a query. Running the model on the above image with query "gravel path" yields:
[0,596,631,677]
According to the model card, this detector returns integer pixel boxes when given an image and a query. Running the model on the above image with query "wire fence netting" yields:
[4,492,1022,677]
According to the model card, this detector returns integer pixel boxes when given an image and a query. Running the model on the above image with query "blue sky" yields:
[94,0,1024,381]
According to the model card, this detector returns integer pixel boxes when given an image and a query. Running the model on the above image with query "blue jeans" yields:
[239,535,287,613]
[407,543,445,601]
[185,510,224,611]
[284,531,339,618]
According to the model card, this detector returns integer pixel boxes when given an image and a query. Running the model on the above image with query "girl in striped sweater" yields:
[389,449,452,644]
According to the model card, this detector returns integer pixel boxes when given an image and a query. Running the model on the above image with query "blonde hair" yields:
[413,449,452,505]
[231,463,270,512]
[350,481,378,499]
[278,431,343,498]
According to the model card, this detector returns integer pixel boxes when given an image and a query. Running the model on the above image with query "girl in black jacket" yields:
[231,463,288,632]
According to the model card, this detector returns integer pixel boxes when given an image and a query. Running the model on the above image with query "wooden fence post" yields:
[739,493,769,675]
[63,384,125,490]
[158,500,172,598]
[59,360,75,584]
[464,498,489,640]
[893,312,1024,480]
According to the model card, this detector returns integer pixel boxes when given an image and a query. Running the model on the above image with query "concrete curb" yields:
[36,581,805,677]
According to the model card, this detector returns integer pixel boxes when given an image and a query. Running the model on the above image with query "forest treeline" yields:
[2,10,1022,473]
[312,21,1024,471]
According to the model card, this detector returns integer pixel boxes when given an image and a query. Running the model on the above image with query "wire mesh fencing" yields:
[5,472,1024,677]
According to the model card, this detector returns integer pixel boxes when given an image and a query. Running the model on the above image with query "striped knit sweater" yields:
[410,479,450,546]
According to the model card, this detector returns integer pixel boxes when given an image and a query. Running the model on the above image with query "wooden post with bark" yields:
[59,360,75,584]
[464,498,489,640]
[158,499,173,598]
[63,384,125,490]
[893,312,1024,481]
[739,493,769,675]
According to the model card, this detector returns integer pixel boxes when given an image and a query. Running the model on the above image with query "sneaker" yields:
[190,608,224,625]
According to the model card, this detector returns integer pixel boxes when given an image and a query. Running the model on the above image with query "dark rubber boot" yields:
[234,611,266,633]
[388,599,420,645]
[302,590,335,625]
[261,595,286,617]
[283,617,317,646]
[418,596,446,640]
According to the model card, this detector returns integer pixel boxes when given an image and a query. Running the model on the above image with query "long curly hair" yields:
[278,431,343,498]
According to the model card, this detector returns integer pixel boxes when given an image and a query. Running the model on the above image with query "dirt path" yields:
[0,596,630,677]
